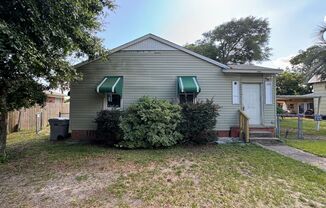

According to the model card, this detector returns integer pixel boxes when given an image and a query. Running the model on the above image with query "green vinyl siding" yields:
[70,50,276,131]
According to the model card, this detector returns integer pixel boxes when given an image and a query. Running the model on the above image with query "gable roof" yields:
[74,33,229,69]
[308,75,326,84]
[118,37,177,51]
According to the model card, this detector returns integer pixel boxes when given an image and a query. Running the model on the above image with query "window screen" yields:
[179,93,195,104]
[107,93,121,108]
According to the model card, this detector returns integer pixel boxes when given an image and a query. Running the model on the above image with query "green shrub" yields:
[179,99,220,144]
[277,106,285,114]
[95,110,123,145]
[118,96,182,149]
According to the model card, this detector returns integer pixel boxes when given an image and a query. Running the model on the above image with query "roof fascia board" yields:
[222,69,282,74]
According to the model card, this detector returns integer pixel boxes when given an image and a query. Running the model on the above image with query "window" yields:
[179,93,195,104]
[307,102,314,110]
[107,93,121,108]
[298,103,305,114]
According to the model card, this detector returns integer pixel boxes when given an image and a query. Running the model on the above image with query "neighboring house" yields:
[44,91,66,105]
[70,34,282,139]
[277,75,326,115]
[276,95,315,114]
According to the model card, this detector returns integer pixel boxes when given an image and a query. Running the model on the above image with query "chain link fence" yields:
[276,114,324,139]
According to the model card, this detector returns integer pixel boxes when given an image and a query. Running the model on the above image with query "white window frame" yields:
[265,81,273,104]
[232,81,240,104]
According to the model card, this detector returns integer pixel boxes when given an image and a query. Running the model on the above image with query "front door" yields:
[242,84,261,125]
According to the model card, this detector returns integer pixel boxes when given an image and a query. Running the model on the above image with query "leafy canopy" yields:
[290,24,326,80]
[0,0,115,112]
[276,71,310,95]
[185,16,271,64]
[0,0,115,157]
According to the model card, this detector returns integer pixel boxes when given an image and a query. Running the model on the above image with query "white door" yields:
[242,84,261,125]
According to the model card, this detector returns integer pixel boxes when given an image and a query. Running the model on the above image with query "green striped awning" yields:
[96,76,123,96]
[178,76,201,93]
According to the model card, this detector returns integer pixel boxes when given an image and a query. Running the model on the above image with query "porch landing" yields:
[230,126,275,138]
[250,137,283,145]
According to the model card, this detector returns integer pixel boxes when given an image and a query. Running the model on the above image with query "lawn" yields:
[0,130,326,207]
[279,117,326,157]
[285,139,326,157]
[279,117,326,137]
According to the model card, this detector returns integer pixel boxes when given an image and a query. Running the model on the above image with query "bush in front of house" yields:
[95,110,123,145]
[118,96,182,149]
[179,99,220,144]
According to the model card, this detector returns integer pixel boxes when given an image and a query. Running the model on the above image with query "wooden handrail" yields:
[239,110,250,143]
[239,110,249,120]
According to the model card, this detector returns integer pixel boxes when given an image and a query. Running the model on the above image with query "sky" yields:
[97,0,326,69]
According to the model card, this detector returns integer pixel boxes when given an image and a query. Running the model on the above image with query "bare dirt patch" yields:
[0,168,118,208]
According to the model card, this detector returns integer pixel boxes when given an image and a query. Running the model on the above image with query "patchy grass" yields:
[0,129,325,207]
[279,117,326,137]
[285,139,326,157]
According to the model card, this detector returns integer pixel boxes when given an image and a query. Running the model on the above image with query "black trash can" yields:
[48,118,70,141]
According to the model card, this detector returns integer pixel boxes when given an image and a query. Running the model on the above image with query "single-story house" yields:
[277,75,326,115]
[276,95,316,114]
[44,90,67,104]
[70,34,282,139]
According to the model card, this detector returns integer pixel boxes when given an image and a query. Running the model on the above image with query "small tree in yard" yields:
[179,99,220,144]
[0,0,115,158]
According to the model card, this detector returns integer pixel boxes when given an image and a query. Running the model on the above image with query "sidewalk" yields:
[256,143,326,171]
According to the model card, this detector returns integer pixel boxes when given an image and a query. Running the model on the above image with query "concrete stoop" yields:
[249,130,273,138]
[250,137,283,145]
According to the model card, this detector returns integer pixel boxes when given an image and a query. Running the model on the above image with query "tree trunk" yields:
[0,111,7,158]
[0,86,7,158]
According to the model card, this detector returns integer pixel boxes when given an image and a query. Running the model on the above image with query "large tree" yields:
[185,16,272,64]
[290,24,326,79]
[276,71,310,95]
[0,0,115,158]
